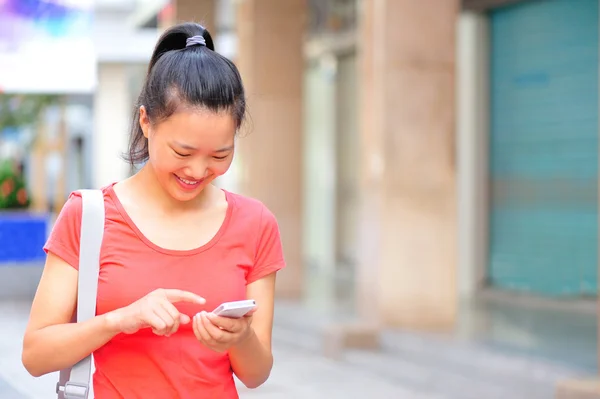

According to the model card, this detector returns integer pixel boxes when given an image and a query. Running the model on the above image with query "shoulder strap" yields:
[57,189,105,399]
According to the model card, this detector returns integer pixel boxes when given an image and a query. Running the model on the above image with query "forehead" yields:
[157,109,236,147]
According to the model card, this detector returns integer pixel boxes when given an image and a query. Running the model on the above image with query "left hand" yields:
[192,310,255,353]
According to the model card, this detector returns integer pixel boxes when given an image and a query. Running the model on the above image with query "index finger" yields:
[163,289,206,305]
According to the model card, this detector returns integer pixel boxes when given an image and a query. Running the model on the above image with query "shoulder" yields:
[227,191,267,212]
[225,191,281,247]
[44,183,120,269]
[226,191,278,224]
[59,185,114,218]
[225,192,285,280]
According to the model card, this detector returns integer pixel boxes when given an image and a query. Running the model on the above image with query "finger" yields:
[193,313,213,344]
[192,314,202,341]
[206,313,239,333]
[163,289,206,305]
[159,301,181,335]
[202,312,228,341]
[152,306,175,336]
[144,310,167,335]
[179,314,191,324]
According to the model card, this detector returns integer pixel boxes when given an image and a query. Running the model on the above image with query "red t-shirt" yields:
[43,183,285,399]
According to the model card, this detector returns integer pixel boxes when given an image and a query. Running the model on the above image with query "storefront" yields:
[460,0,599,298]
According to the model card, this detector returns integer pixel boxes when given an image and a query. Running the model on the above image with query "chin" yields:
[167,174,212,202]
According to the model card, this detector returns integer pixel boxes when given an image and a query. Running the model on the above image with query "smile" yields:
[175,175,204,188]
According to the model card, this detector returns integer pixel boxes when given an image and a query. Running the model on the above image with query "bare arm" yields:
[21,253,121,377]
[228,273,277,388]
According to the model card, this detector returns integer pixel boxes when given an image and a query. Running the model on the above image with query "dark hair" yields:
[126,22,246,165]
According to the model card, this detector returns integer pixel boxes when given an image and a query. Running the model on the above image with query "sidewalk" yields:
[269,300,592,399]
[0,299,591,399]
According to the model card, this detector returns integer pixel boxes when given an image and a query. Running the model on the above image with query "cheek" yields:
[148,143,179,172]
[211,159,233,176]
[159,158,183,174]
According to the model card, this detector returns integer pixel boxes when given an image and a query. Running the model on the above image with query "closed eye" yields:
[173,150,190,157]
[213,155,229,160]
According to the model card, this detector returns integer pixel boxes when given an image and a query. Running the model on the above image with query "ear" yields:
[139,106,150,139]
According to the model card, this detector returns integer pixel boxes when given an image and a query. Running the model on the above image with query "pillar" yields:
[456,11,489,301]
[160,0,216,34]
[355,0,459,330]
[53,101,68,213]
[30,122,48,212]
[235,0,305,298]
[92,64,131,188]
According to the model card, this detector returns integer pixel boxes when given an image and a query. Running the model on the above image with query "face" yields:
[140,106,236,202]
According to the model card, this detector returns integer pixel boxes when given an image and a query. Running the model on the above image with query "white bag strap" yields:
[56,189,105,399]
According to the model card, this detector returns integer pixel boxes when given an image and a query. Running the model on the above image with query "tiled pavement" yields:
[0,300,592,399]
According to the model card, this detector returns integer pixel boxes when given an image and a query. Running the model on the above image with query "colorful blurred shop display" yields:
[0,0,96,94]
[0,158,47,263]
[0,92,65,264]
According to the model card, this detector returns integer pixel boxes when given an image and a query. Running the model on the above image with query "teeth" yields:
[178,177,199,185]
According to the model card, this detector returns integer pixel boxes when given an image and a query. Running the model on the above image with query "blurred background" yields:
[0,0,598,398]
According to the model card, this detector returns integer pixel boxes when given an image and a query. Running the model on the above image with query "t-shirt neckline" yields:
[106,182,234,257]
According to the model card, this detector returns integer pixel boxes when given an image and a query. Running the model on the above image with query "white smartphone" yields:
[212,299,256,319]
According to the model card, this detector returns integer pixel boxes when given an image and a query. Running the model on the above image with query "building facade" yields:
[126,0,600,338]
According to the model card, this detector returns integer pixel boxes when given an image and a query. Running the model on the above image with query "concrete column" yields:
[30,123,48,212]
[92,63,130,188]
[161,0,216,34]
[235,0,305,298]
[456,11,490,301]
[355,0,459,330]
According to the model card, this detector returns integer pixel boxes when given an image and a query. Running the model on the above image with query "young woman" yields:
[21,22,285,398]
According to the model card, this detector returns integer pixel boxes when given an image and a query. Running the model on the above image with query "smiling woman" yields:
[22,22,285,399]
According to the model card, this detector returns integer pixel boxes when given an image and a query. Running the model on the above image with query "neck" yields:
[131,163,213,213]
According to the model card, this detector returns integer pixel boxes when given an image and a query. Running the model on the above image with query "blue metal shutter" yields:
[489,0,598,296]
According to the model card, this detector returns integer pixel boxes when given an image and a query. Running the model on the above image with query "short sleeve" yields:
[246,205,286,284]
[43,192,82,269]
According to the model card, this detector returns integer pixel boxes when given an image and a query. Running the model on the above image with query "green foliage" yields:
[0,94,59,131]
[0,160,30,209]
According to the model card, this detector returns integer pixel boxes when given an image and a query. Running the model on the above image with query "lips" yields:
[175,174,205,190]
[178,176,200,185]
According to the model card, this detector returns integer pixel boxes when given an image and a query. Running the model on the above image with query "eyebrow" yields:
[173,142,234,153]
[214,145,234,153]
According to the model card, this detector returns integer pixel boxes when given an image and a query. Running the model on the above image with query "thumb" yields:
[179,314,191,324]
[245,307,258,317]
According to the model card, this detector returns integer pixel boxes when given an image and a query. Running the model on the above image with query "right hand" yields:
[106,288,206,336]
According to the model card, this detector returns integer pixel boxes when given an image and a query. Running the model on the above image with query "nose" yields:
[182,160,208,180]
